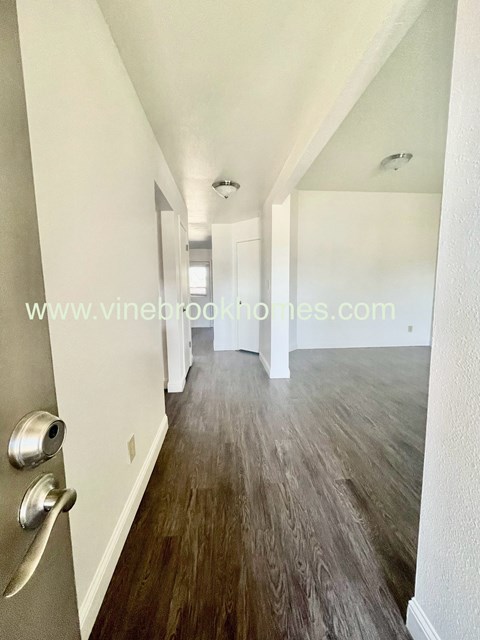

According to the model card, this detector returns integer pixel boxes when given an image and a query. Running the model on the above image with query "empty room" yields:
[1,1,479,640]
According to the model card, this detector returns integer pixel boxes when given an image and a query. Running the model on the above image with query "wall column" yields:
[260,196,291,379]
[407,2,480,638]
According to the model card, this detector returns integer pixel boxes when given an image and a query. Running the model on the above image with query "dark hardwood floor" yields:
[90,328,429,640]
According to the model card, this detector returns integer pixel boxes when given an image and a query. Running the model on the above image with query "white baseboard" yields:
[259,351,270,376]
[295,342,432,350]
[167,377,185,393]
[270,367,291,379]
[407,598,442,640]
[79,414,169,639]
[259,351,290,379]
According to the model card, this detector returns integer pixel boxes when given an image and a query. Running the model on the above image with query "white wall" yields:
[260,207,273,367]
[212,217,260,351]
[407,2,480,639]
[212,224,234,350]
[16,1,185,636]
[270,198,291,377]
[189,249,213,329]
[260,197,291,378]
[289,191,299,352]
[294,191,441,349]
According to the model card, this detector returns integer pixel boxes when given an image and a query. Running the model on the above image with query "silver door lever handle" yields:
[3,474,76,598]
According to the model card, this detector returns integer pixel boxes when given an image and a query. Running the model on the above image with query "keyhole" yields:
[48,424,59,439]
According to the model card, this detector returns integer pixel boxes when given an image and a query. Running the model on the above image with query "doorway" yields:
[287,0,457,622]
[189,260,213,328]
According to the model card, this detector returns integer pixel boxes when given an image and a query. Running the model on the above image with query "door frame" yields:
[160,210,189,392]
[179,222,193,372]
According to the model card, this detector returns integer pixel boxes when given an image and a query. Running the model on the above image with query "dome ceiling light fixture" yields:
[212,180,240,199]
[380,153,413,171]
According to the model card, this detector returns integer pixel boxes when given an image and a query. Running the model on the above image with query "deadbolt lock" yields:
[8,411,66,469]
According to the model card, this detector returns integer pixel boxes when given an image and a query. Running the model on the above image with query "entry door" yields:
[237,239,261,353]
[0,4,80,639]
[180,225,192,372]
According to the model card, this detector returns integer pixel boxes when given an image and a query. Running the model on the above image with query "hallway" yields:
[91,328,429,639]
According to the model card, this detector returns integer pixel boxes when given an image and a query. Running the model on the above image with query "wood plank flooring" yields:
[90,328,429,640]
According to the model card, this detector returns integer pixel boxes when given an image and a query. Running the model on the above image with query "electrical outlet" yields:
[127,434,136,463]
[408,325,413,333]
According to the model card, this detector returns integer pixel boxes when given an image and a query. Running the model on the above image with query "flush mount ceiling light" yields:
[212,180,240,199]
[380,153,413,171]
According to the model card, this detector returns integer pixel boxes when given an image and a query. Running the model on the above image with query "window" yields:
[189,262,209,296]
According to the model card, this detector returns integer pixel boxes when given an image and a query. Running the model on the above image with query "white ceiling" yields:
[298,0,457,193]
[97,0,431,243]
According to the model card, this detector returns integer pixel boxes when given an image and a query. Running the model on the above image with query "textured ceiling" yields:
[298,0,456,193]
[97,0,426,242]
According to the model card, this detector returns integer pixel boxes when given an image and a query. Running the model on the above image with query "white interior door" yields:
[237,239,261,353]
[161,212,191,392]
